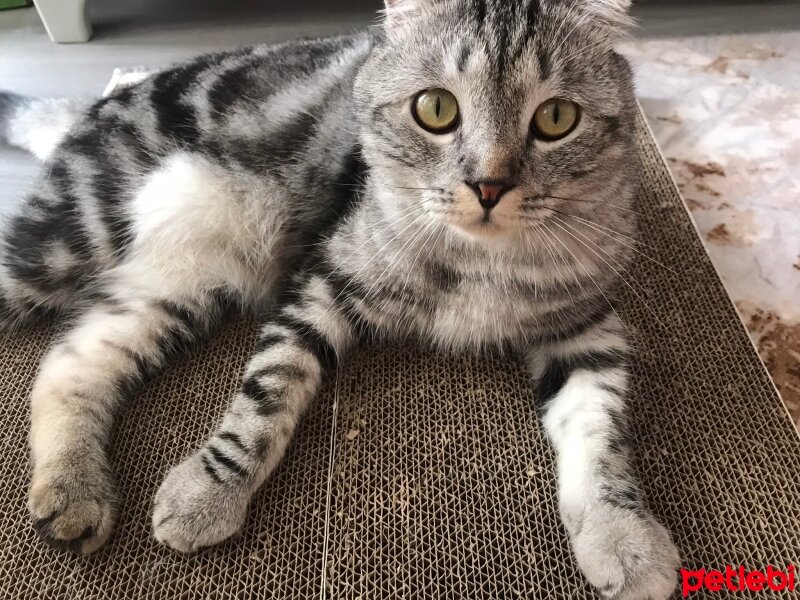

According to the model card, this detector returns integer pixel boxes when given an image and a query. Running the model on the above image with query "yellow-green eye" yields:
[412,88,460,133]
[532,98,580,141]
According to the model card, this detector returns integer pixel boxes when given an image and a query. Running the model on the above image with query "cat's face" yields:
[354,0,638,247]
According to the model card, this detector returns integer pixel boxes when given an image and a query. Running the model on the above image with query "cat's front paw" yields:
[152,454,249,553]
[29,460,117,555]
[571,504,680,600]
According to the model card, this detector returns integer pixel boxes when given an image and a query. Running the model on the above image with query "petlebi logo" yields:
[681,565,796,597]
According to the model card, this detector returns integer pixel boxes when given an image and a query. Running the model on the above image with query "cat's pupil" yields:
[553,103,560,124]
[435,96,441,118]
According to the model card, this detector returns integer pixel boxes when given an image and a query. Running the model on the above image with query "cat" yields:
[0,1,680,598]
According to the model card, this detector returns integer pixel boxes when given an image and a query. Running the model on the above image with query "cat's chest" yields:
[380,276,565,349]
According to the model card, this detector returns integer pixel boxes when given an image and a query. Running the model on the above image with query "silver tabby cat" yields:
[0,0,680,598]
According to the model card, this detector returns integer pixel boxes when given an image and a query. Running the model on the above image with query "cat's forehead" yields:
[399,0,599,86]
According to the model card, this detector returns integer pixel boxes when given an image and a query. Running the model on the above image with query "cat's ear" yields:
[381,0,423,26]
[573,0,635,44]
[384,0,419,13]
[584,0,634,29]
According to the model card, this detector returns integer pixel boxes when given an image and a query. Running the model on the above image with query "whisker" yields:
[534,194,641,216]
[552,210,658,252]
[536,222,633,338]
[402,219,445,292]
[548,209,677,275]
[359,216,433,302]
[320,202,429,282]
[527,225,581,294]
[283,199,427,252]
[392,185,446,192]
[552,216,658,305]
[551,218,666,330]
[320,210,429,316]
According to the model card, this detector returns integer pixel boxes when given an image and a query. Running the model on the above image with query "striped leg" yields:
[28,293,217,554]
[527,313,680,600]
[152,274,356,552]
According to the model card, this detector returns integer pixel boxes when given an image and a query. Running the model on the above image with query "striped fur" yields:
[1,1,678,597]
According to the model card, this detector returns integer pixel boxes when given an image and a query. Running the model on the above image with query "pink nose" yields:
[467,180,515,210]
[478,183,506,202]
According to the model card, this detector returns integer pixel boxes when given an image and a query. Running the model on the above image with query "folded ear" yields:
[584,0,634,31]
[384,0,419,11]
[382,0,422,26]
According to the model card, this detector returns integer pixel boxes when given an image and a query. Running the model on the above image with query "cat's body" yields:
[0,1,680,598]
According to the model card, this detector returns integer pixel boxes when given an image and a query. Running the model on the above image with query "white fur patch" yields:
[7,98,85,161]
[124,152,284,305]
[542,369,627,510]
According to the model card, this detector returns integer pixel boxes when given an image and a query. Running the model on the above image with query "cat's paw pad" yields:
[29,462,117,555]
[572,505,680,600]
[152,455,249,553]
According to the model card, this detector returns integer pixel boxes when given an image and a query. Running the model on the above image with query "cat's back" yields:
[58,32,373,174]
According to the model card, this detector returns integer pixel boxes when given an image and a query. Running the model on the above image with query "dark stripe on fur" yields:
[68,126,135,254]
[206,444,249,478]
[150,55,215,146]
[538,303,612,343]
[156,299,196,325]
[456,41,473,73]
[240,376,284,417]
[254,332,289,353]
[3,170,97,297]
[274,313,337,370]
[230,110,317,175]
[536,358,569,408]
[207,58,265,123]
[599,483,643,513]
[201,455,222,483]
[218,431,249,454]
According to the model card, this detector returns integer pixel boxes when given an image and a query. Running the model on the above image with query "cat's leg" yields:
[527,312,680,600]
[153,273,357,552]
[28,290,220,554]
[26,150,285,554]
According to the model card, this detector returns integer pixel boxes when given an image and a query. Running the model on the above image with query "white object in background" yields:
[102,68,154,97]
[33,0,91,43]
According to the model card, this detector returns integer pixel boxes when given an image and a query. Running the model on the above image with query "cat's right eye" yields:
[412,89,460,134]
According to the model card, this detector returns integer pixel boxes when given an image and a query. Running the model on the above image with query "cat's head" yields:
[354,0,638,249]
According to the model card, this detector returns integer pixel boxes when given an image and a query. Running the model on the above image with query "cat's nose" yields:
[467,180,515,210]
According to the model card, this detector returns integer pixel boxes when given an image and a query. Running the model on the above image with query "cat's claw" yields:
[28,461,117,555]
[153,455,249,553]
[572,505,680,600]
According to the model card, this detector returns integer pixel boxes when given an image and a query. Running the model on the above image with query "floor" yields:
[623,31,800,427]
[1,0,799,427]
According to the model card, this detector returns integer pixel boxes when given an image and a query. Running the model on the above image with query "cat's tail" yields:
[1,91,91,332]
[0,91,86,161]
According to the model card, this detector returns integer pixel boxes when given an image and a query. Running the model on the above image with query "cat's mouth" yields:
[451,213,513,240]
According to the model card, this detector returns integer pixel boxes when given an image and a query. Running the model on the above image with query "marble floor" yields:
[0,1,798,427]
[623,33,800,427]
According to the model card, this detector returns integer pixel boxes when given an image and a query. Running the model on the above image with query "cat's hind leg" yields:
[29,292,222,554]
[28,152,286,554]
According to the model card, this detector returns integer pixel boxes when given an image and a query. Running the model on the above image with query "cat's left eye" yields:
[412,89,460,134]
[532,98,580,141]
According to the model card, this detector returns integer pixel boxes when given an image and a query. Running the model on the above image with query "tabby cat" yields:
[0,0,680,597]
